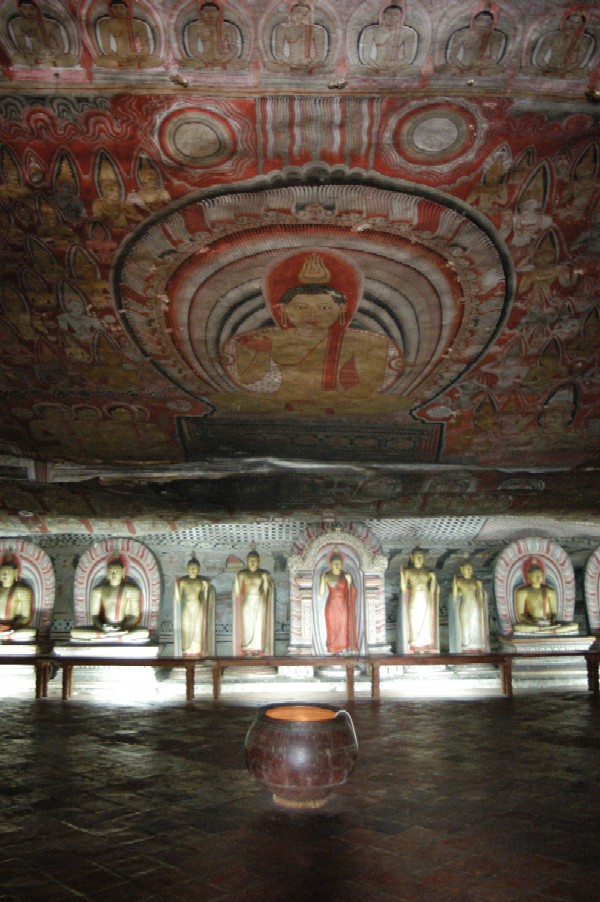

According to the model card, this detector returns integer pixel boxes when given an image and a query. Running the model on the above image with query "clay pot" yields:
[244,702,358,808]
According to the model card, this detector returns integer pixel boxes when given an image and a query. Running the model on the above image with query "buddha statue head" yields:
[0,556,19,587]
[246,550,260,571]
[106,557,126,586]
[186,557,201,578]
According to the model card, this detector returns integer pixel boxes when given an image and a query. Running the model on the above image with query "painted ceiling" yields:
[0,0,599,533]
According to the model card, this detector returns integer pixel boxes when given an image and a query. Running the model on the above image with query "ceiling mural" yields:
[115,167,511,441]
[0,0,598,530]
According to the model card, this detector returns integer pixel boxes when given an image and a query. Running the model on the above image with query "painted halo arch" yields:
[73,538,161,635]
[493,537,575,637]
[0,539,55,641]
[584,546,600,633]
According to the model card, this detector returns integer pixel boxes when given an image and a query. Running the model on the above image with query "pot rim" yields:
[257,701,342,723]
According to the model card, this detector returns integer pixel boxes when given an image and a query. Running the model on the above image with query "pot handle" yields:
[335,709,358,749]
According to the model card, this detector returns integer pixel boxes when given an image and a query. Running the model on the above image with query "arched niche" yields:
[73,538,161,637]
[287,525,390,655]
[0,539,55,643]
[494,536,575,636]
[584,546,600,634]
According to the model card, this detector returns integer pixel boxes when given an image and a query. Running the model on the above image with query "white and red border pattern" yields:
[584,546,600,633]
[0,540,55,641]
[494,537,575,636]
[73,539,161,636]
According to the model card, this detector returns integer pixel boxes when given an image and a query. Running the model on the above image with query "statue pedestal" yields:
[372,662,451,681]
[53,643,162,659]
[222,665,277,679]
[316,663,362,681]
[449,662,498,675]
[378,664,404,678]
[402,663,448,677]
[0,641,40,656]
[498,635,596,656]
[499,635,596,690]
[278,664,314,679]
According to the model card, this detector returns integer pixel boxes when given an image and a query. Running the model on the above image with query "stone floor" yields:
[0,691,599,901]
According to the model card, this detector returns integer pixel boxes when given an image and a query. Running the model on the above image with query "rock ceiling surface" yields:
[0,0,599,535]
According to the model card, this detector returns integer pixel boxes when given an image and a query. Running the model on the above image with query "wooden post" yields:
[345,663,354,701]
[212,661,221,701]
[585,652,599,697]
[34,661,43,699]
[185,662,195,701]
[499,656,513,698]
[62,663,73,700]
[371,661,381,700]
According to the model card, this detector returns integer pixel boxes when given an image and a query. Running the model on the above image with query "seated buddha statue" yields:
[0,556,37,642]
[513,559,578,635]
[70,558,150,643]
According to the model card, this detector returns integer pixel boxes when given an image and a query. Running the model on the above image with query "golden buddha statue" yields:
[175,557,215,655]
[71,558,149,643]
[452,557,489,653]
[0,556,36,642]
[513,559,578,635]
[232,551,274,655]
[399,547,439,653]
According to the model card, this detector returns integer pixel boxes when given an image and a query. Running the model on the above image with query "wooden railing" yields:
[2,647,599,701]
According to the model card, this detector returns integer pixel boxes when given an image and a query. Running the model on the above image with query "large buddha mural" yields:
[116,167,511,455]
[220,249,403,411]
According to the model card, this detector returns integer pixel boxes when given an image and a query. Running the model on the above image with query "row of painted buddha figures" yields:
[3,1,597,79]
[1,545,584,656]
